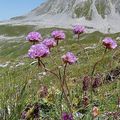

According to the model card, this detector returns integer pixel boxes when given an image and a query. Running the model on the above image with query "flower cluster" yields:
[51,30,65,41]
[102,37,117,49]
[73,25,85,35]
[42,38,56,49]
[27,31,77,65]
[28,44,50,59]
[26,32,42,43]
[62,52,77,64]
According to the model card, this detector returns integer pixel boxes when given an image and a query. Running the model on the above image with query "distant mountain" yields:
[1,0,120,33]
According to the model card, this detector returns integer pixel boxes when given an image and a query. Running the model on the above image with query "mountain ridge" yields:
[1,0,120,33]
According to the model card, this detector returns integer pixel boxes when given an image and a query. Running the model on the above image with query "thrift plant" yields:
[51,30,65,45]
[61,52,77,65]
[73,25,85,39]
[42,38,57,49]
[26,32,42,44]
[102,37,117,49]
[28,44,50,59]
[25,30,118,119]
[1,26,119,120]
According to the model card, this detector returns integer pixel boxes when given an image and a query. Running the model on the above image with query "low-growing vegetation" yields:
[0,25,120,120]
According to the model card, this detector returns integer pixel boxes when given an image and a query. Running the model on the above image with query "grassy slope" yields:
[0,25,120,119]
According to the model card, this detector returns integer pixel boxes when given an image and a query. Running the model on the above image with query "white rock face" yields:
[1,0,120,33]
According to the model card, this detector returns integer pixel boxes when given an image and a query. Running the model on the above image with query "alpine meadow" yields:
[0,0,120,120]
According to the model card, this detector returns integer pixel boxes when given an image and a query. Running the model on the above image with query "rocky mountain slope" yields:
[1,0,120,33]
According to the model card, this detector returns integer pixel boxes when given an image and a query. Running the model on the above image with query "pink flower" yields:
[62,52,77,64]
[26,32,42,42]
[62,112,73,120]
[28,44,50,59]
[51,30,65,41]
[103,37,117,49]
[73,25,85,35]
[42,38,56,49]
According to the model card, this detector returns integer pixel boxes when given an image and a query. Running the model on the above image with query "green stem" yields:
[62,63,72,112]
[78,33,80,40]
[90,48,107,102]
[37,57,41,67]
[63,64,71,96]
[91,48,107,76]
[38,59,72,113]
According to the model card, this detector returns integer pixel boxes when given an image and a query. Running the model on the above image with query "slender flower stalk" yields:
[90,48,107,102]
[73,25,89,59]
[90,37,117,102]
[61,52,77,96]
[61,52,77,113]
[91,47,107,76]
[60,63,72,112]
[117,96,120,111]
[58,66,72,114]
[63,63,70,95]
[37,57,42,67]
[37,58,73,113]
[37,52,77,113]
[39,59,60,79]
[91,37,117,76]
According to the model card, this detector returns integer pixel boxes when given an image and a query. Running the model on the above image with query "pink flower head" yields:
[26,32,42,42]
[42,38,56,49]
[28,44,50,59]
[62,112,73,120]
[73,25,85,34]
[62,52,77,64]
[51,30,65,41]
[103,37,117,49]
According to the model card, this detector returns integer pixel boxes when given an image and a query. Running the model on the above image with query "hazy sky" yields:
[0,0,45,20]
